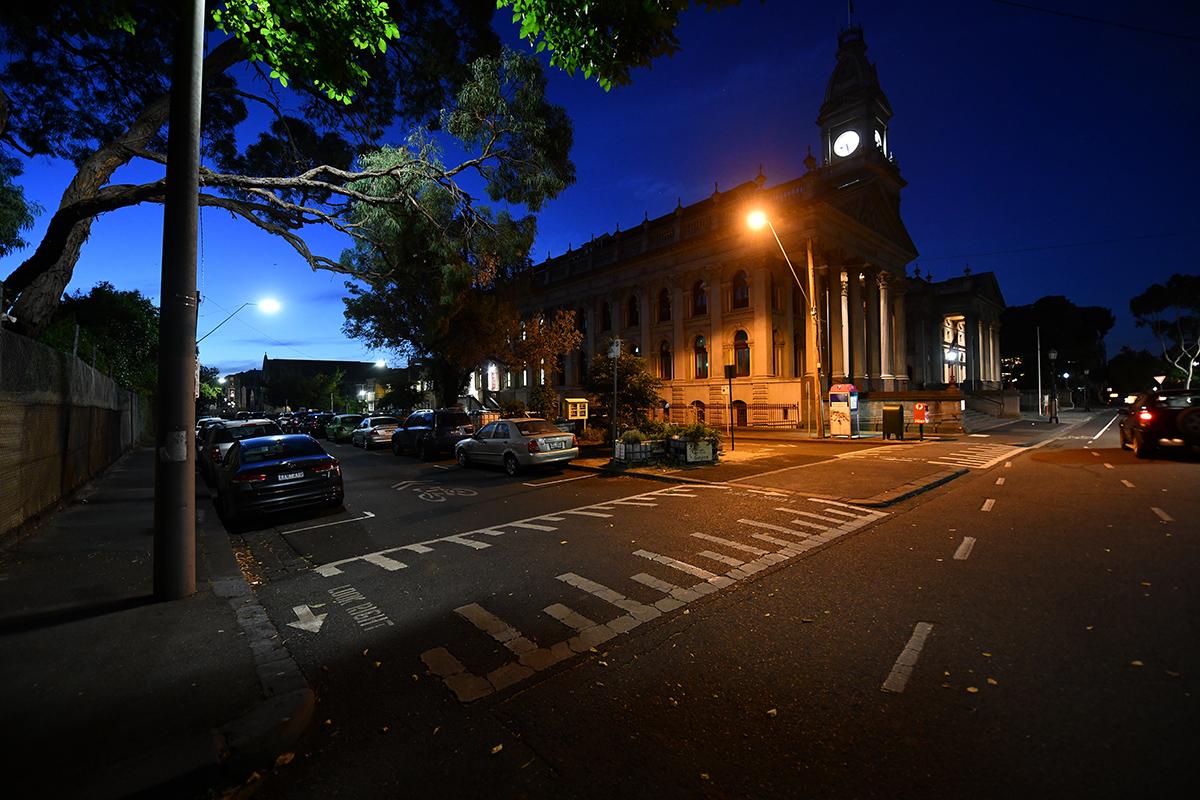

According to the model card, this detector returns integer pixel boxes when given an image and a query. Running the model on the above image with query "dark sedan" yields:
[391,408,474,460]
[215,434,344,525]
[1118,389,1200,459]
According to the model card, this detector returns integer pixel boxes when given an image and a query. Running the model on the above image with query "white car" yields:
[350,416,401,449]
[454,418,578,476]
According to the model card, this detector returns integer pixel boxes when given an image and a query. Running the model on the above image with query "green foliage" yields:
[585,344,665,430]
[380,383,421,412]
[499,0,740,91]
[38,281,160,396]
[1130,274,1200,388]
[577,425,605,444]
[527,383,559,418]
[620,429,646,444]
[0,153,38,258]
[670,421,722,442]
[214,0,400,103]
[1000,296,1115,390]
[1102,347,1167,394]
[265,368,343,410]
[198,364,221,401]
[501,399,527,417]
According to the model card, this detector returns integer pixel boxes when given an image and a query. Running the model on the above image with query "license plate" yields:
[278,471,304,481]
[548,440,565,450]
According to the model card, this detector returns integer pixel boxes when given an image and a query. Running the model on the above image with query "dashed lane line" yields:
[1152,507,1174,523]
[882,622,934,694]
[995,477,1006,485]
[953,537,976,560]
[1121,479,1135,488]
[981,498,996,512]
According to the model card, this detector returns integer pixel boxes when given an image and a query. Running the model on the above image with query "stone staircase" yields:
[961,407,1010,433]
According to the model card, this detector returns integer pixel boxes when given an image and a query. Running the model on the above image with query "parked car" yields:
[351,416,402,449]
[392,408,474,460]
[326,413,365,443]
[454,417,578,476]
[1118,389,1200,459]
[198,419,282,484]
[215,434,343,525]
[303,412,335,439]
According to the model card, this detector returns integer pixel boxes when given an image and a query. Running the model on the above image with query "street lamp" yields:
[1047,348,1059,423]
[197,297,281,343]
[747,210,825,437]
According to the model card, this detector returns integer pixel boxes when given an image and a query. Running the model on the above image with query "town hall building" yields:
[482,26,1007,429]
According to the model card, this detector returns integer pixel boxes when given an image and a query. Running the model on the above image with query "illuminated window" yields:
[693,281,708,316]
[734,330,750,376]
[694,336,709,379]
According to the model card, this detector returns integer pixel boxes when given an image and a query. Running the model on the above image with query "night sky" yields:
[9,1,1199,375]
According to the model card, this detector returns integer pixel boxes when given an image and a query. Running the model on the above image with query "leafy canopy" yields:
[1130,274,1200,388]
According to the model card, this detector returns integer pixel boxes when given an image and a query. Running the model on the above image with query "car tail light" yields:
[528,439,540,453]
[311,459,340,475]
[233,472,268,483]
[210,446,222,462]
[1137,410,1153,422]
[572,434,579,447]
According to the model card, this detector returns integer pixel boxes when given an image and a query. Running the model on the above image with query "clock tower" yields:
[816,26,894,168]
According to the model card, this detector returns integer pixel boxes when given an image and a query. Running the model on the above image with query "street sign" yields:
[608,339,622,358]
[1154,375,1166,386]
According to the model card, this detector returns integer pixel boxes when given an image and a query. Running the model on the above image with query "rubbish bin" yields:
[882,403,904,440]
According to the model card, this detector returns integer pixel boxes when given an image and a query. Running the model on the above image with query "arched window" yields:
[732,270,750,309]
[691,400,706,423]
[692,281,708,316]
[627,295,639,327]
[576,308,587,334]
[659,340,673,380]
[734,330,750,377]
[772,329,781,375]
[733,399,748,427]
[694,336,709,379]
[601,302,611,331]
[658,289,671,322]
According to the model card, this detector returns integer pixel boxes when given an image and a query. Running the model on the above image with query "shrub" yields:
[638,419,668,438]
[500,399,527,417]
[527,383,559,419]
[672,422,722,442]
[578,426,606,445]
[620,429,646,444]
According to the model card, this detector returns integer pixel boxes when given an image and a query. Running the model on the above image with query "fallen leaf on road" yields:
[766,708,778,717]
[941,683,951,688]
[491,744,503,755]
[966,686,979,693]
[274,752,294,767]
[987,678,998,686]
[700,773,710,781]
[981,652,992,658]
[433,726,441,735]
[1086,625,1094,631]
[374,661,382,668]
[362,649,369,657]
[559,540,568,545]
[1130,660,1144,667]
[380,726,389,734]
[1165,670,1181,678]
[800,618,815,623]
[668,697,679,707]
[1141,581,1151,587]
[323,719,333,726]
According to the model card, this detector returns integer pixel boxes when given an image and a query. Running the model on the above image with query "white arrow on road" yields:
[287,604,327,633]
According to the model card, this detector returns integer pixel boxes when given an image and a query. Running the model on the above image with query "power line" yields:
[921,230,1194,262]
[199,296,319,360]
[991,0,1200,44]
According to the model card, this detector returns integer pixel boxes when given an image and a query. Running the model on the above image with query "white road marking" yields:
[1151,507,1174,523]
[522,474,594,487]
[806,498,887,515]
[444,535,490,550]
[1090,451,1100,457]
[739,519,814,538]
[697,550,746,568]
[1004,461,1012,468]
[633,549,719,581]
[286,605,327,633]
[995,477,1005,486]
[557,572,662,622]
[1121,479,1135,488]
[968,433,990,437]
[433,464,452,470]
[612,500,658,507]
[281,511,375,535]
[1090,414,1119,441]
[1103,463,1114,470]
[882,622,934,693]
[746,488,790,497]
[455,603,539,656]
[752,532,806,549]
[542,603,597,632]
[953,537,976,560]
[562,509,613,518]
[691,533,771,556]
[507,522,557,531]
[363,553,407,571]
[981,498,995,512]
[821,507,861,519]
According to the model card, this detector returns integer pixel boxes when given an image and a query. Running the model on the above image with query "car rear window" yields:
[240,438,327,464]
[1158,394,1199,408]
[371,417,400,426]
[516,420,561,435]
[231,423,281,440]
[340,415,364,424]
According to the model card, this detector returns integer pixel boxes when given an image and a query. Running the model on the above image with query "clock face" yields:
[833,130,860,157]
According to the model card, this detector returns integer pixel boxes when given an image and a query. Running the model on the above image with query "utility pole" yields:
[1036,326,1043,419]
[153,0,204,601]
[609,338,621,445]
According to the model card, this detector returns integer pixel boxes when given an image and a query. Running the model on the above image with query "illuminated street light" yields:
[747,209,825,437]
[375,359,386,368]
[197,297,281,343]
[217,376,226,385]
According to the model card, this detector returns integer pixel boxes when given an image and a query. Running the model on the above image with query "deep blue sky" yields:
[9,1,1199,375]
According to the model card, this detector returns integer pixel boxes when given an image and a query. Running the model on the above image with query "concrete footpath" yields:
[0,448,312,799]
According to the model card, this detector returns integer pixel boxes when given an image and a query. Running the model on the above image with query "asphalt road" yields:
[224,418,1198,799]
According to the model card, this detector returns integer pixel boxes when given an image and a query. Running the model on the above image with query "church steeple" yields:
[816,26,894,166]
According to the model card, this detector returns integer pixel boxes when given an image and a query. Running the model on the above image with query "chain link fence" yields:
[1,328,150,535]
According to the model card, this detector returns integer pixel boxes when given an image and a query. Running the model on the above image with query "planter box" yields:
[668,437,719,465]
[613,439,666,464]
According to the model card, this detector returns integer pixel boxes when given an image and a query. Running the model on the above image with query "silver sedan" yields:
[454,418,578,476]
[350,416,401,449]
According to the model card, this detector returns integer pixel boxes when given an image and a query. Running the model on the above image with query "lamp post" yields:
[197,297,281,343]
[747,210,825,437]
[1048,348,1059,423]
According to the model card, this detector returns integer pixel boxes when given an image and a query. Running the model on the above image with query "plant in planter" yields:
[614,428,662,464]
[666,422,721,464]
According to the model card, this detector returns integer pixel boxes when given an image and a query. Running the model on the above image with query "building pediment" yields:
[824,178,918,259]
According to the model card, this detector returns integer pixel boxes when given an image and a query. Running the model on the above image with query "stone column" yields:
[892,286,907,388]
[784,270,796,379]
[671,282,685,383]
[639,285,651,368]
[878,271,893,385]
[709,271,723,378]
[839,269,851,382]
[849,269,867,387]
[866,267,881,390]
[826,267,846,381]
[752,265,772,377]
